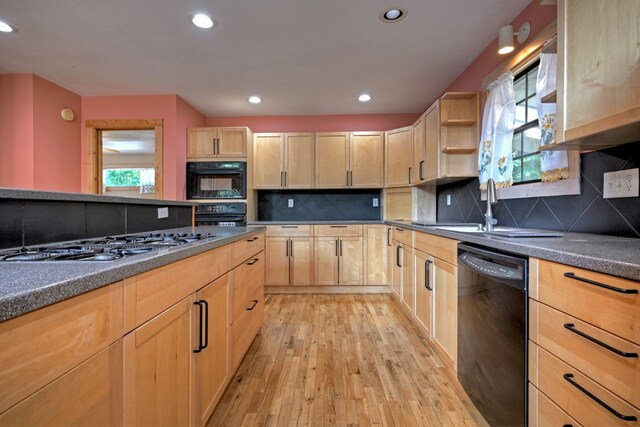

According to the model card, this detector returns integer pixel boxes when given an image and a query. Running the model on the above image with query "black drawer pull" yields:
[193,301,204,353]
[246,236,259,242]
[564,323,638,358]
[281,225,299,228]
[387,228,392,247]
[247,258,259,265]
[395,228,404,232]
[396,245,402,268]
[563,374,637,421]
[201,300,209,349]
[419,160,425,181]
[425,259,433,290]
[247,299,259,311]
[564,272,638,294]
[330,225,347,228]
[562,425,573,427]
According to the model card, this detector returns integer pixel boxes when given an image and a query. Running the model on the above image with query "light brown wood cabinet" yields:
[315,132,384,189]
[412,114,426,185]
[431,257,457,369]
[188,127,249,159]
[253,133,315,189]
[364,224,388,286]
[314,225,364,285]
[385,126,413,187]
[266,225,314,286]
[414,249,434,337]
[556,0,640,150]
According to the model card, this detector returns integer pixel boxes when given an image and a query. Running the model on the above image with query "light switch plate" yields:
[288,199,294,208]
[373,198,379,207]
[157,207,169,218]
[603,168,639,199]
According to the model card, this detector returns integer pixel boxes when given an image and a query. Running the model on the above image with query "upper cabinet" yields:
[253,133,314,189]
[315,132,384,189]
[188,127,249,159]
[555,0,640,150]
[385,126,413,187]
[412,115,426,185]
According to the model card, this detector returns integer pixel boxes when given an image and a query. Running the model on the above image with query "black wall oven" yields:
[187,162,247,200]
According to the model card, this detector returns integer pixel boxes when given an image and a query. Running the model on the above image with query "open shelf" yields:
[541,90,557,103]
[441,92,477,100]
[441,147,477,154]
[441,119,477,127]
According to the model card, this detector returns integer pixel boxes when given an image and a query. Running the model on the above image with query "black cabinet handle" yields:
[339,239,343,256]
[284,171,287,187]
[346,171,349,186]
[425,259,433,290]
[564,323,638,358]
[246,236,259,242]
[247,299,259,311]
[387,228,392,247]
[408,167,412,185]
[396,246,402,268]
[201,300,209,349]
[335,239,339,257]
[193,301,204,353]
[419,160,425,181]
[247,258,259,265]
[563,374,637,421]
[562,425,573,427]
[395,228,404,232]
[285,239,289,256]
[330,225,347,228]
[289,240,293,257]
[281,225,299,228]
[564,272,638,294]
[280,171,284,187]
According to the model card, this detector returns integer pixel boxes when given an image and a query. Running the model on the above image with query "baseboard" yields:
[265,285,391,294]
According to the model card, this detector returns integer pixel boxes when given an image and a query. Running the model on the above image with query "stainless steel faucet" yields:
[485,178,498,232]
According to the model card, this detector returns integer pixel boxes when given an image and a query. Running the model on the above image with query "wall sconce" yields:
[498,21,530,54]
[60,108,75,122]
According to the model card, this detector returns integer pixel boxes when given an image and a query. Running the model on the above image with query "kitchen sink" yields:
[435,225,563,238]
[435,225,487,233]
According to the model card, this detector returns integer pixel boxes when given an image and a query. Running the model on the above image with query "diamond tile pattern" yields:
[258,190,381,221]
[436,141,640,238]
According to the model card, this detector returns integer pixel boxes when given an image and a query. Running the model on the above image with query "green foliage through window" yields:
[103,169,154,187]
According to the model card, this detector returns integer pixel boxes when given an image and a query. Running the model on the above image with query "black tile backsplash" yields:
[0,200,194,249]
[436,141,640,238]
[258,190,381,221]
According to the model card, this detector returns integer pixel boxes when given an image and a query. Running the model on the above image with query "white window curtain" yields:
[478,72,516,190]
[536,52,569,182]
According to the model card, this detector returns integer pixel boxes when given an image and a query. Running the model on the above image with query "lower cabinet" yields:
[401,245,414,311]
[364,224,388,286]
[314,225,364,286]
[391,239,402,297]
[266,237,313,286]
[431,257,457,368]
[414,249,434,337]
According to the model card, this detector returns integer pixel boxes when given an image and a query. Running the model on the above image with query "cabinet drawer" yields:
[233,252,265,320]
[414,232,457,265]
[266,225,312,237]
[314,224,363,237]
[232,287,264,368]
[233,232,265,266]
[531,300,640,408]
[534,259,640,345]
[530,343,640,427]
[0,282,122,414]
[529,383,582,427]
[392,226,413,247]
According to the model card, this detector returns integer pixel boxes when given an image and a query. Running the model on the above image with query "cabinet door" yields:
[385,127,413,187]
[414,250,433,337]
[349,132,384,188]
[401,246,414,311]
[339,236,364,285]
[412,114,426,184]
[314,237,339,285]
[217,127,247,157]
[124,296,195,427]
[196,274,230,427]
[265,237,290,286]
[365,225,387,286]
[432,258,457,369]
[391,241,402,297]
[423,103,440,182]
[315,132,349,188]
[188,128,217,158]
[253,133,284,189]
[290,237,314,285]
[285,133,315,188]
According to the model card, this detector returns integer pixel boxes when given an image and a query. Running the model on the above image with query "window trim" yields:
[480,19,580,201]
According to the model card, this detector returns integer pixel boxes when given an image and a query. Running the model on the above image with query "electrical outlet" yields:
[373,198,379,207]
[603,168,639,199]
[288,199,294,208]
[157,207,169,219]
[447,194,452,206]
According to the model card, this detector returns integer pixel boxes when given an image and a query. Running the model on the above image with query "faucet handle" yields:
[484,214,497,225]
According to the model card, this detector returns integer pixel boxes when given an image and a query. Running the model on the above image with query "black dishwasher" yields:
[457,243,528,427]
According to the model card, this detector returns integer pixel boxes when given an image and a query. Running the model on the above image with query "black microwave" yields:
[186,162,247,199]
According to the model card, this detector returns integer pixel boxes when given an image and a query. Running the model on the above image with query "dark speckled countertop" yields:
[0,226,265,322]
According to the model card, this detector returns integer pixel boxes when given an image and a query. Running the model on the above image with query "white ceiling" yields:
[0,0,531,116]
[102,130,156,154]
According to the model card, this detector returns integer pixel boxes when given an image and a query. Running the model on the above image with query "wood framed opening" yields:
[85,119,164,199]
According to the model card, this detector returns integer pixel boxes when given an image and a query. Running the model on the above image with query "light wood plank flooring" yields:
[208,294,488,427]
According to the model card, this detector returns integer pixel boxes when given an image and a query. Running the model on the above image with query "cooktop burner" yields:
[0,232,216,262]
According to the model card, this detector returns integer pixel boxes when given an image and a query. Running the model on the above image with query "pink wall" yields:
[32,75,82,192]
[176,96,206,199]
[445,0,556,93]
[206,114,420,133]
[0,74,35,188]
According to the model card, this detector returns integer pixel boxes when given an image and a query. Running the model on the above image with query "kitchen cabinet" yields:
[315,132,384,188]
[314,225,364,285]
[554,0,640,150]
[364,224,388,286]
[266,225,314,286]
[253,133,314,189]
[385,126,413,187]
[529,258,640,425]
[431,257,457,369]
[188,127,249,159]
[412,113,426,184]
[414,249,434,337]
[390,227,414,308]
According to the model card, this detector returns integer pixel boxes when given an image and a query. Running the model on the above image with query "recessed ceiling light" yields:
[248,96,262,104]
[380,8,406,23]
[192,13,215,29]
[0,20,16,33]
[358,94,372,102]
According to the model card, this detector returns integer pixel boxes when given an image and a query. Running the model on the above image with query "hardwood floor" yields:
[208,294,488,427]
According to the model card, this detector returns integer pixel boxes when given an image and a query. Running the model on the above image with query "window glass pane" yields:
[512,132,522,157]
[515,100,527,128]
[102,168,154,187]
[522,154,541,182]
[527,70,538,97]
[523,127,541,154]
[514,77,526,102]
[512,157,522,183]
[526,95,538,122]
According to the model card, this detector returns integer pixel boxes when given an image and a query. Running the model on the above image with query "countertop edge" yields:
[0,188,196,206]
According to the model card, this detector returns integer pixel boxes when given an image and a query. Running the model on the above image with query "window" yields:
[103,168,155,187]
[512,61,541,184]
